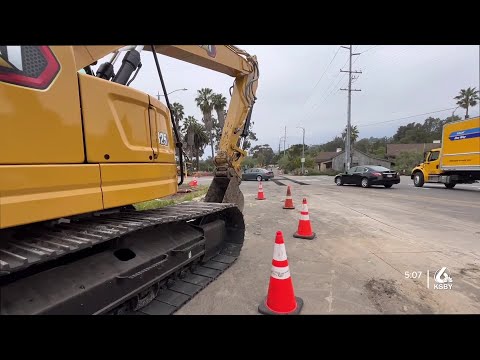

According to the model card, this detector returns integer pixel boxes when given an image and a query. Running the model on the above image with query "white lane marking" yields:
[325,270,335,313]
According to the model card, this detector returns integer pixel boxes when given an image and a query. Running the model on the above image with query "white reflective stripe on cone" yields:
[301,204,308,212]
[271,265,291,280]
[273,243,287,261]
[300,214,309,221]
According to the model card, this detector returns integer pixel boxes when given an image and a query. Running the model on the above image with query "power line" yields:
[298,57,351,122]
[356,107,457,127]
[359,45,380,54]
[324,55,361,101]
[314,46,360,105]
[297,46,353,124]
[301,46,342,109]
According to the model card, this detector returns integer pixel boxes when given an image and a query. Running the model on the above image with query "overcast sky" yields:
[101,45,480,153]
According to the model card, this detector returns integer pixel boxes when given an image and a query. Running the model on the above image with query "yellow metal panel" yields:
[72,46,122,70]
[78,73,154,163]
[149,96,176,164]
[150,46,252,77]
[100,164,177,209]
[424,150,442,178]
[441,117,480,169]
[0,165,103,229]
[0,46,85,163]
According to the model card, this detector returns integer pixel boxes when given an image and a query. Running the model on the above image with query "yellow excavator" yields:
[0,45,259,314]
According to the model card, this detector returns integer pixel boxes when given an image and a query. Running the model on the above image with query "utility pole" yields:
[283,126,287,156]
[340,45,361,171]
[297,127,305,175]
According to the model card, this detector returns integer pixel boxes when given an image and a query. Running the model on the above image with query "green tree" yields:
[354,138,370,153]
[182,116,209,170]
[394,151,424,173]
[278,155,294,173]
[211,93,227,128]
[342,124,359,144]
[170,102,184,131]
[305,145,323,158]
[195,88,215,158]
[319,136,344,152]
[454,87,479,119]
[251,144,274,167]
[242,156,257,169]
[241,120,258,152]
[199,157,214,171]
[169,102,185,162]
[286,144,309,158]
[393,122,429,143]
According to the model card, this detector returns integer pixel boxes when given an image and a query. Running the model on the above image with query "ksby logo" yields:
[434,267,453,290]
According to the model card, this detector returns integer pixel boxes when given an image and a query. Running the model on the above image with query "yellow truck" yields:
[411,117,480,188]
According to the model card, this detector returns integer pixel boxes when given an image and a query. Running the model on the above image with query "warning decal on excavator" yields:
[0,46,60,90]
[199,45,217,58]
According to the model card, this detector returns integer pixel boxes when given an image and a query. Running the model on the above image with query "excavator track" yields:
[122,251,238,315]
[0,201,245,315]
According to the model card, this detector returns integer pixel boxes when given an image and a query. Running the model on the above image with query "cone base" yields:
[258,296,304,315]
[256,197,266,200]
[293,231,316,240]
[283,206,295,209]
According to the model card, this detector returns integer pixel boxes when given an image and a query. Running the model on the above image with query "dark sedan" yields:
[242,168,274,181]
[334,165,400,188]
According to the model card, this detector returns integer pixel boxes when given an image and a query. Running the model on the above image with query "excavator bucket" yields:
[204,176,244,213]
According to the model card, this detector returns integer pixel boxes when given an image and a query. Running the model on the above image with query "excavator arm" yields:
[75,45,259,211]
[148,45,259,179]
[150,46,259,212]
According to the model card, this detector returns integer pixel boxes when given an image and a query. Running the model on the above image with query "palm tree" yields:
[182,115,196,135]
[170,102,184,130]
[342,124,359,144]
[211,93,228,128]
[195,88,214,129]
[182,116,209,170]
[195,88,215,158]
[455,87,479,119]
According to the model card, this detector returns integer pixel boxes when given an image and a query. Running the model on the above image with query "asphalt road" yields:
[177,174,480,314]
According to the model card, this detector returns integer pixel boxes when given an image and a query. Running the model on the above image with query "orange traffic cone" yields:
[258,231,303,315]
[256,180,266,200]
[293,198,316,240]
[188,176,198,187]
[282,186,295,209]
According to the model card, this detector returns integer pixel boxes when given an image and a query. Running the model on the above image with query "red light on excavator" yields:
[0,46,60,90]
